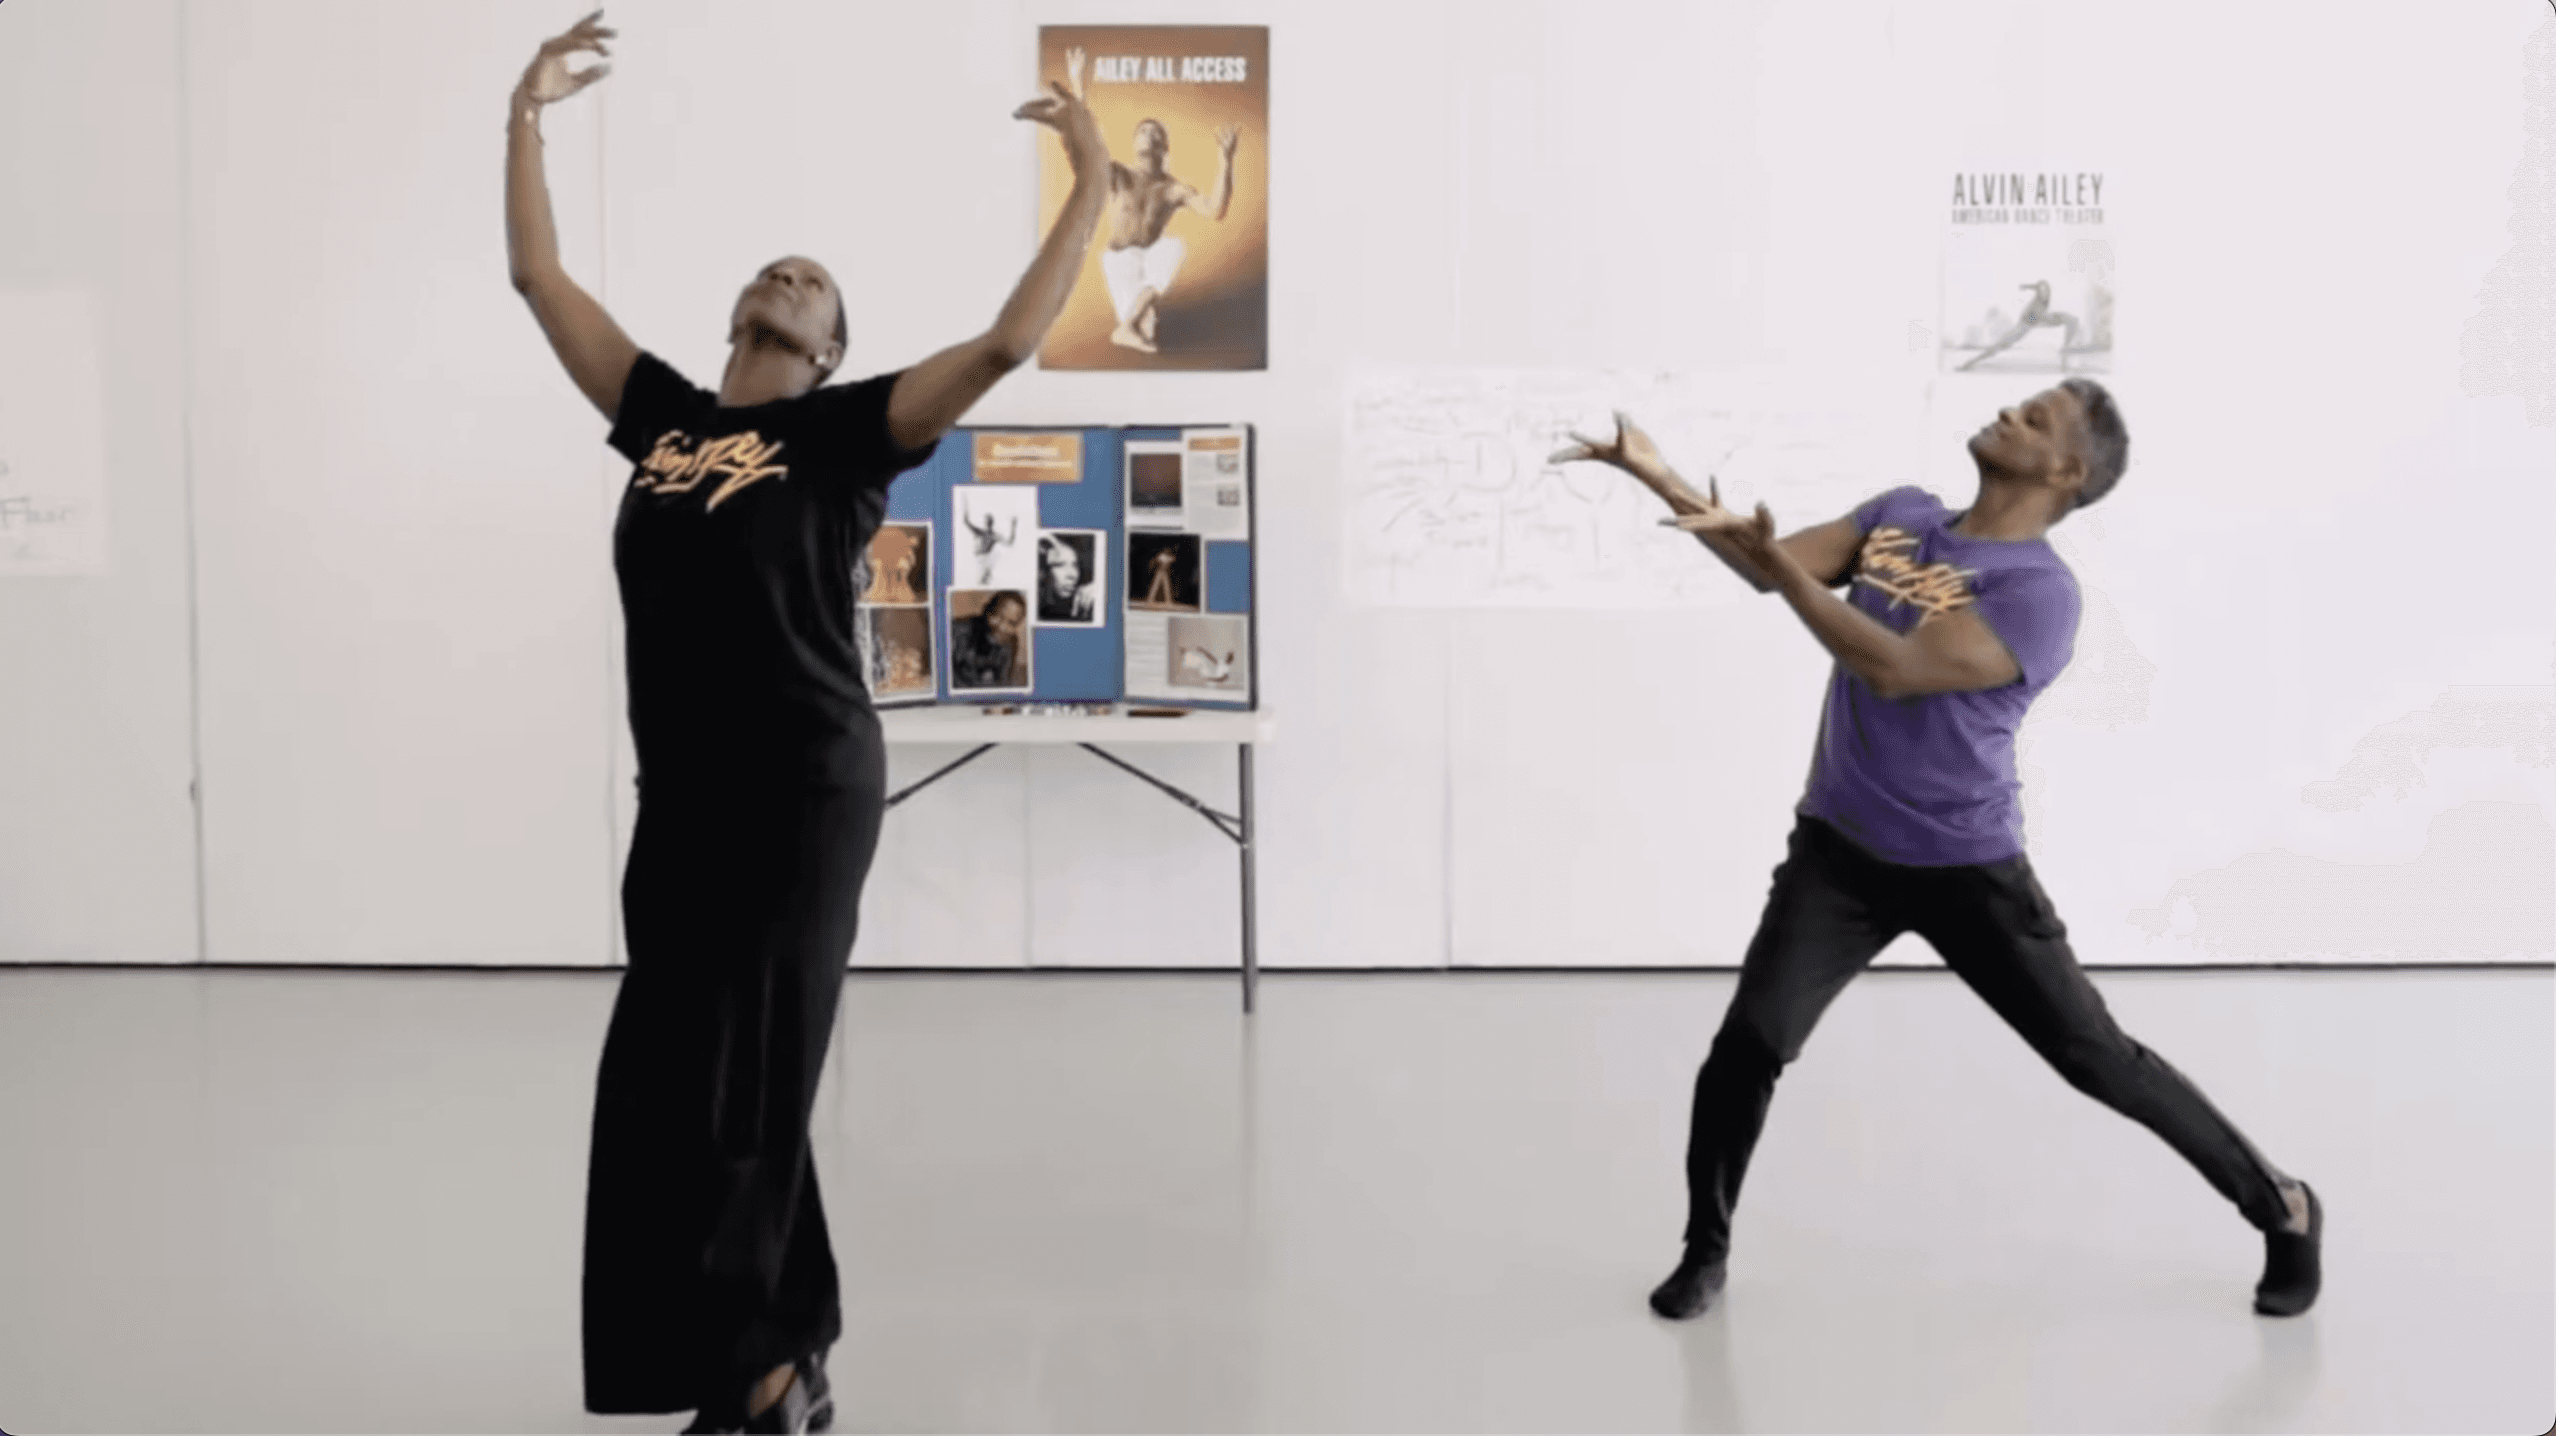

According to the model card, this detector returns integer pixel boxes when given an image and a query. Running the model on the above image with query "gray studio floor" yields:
[0,966,2547,1435]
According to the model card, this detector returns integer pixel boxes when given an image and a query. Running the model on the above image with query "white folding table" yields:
[877,707,1278,1013]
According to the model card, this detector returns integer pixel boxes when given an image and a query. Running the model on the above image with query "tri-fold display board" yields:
[855,424,1257,711]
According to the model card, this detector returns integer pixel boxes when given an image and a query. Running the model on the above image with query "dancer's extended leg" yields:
[1658,818,1906,1319]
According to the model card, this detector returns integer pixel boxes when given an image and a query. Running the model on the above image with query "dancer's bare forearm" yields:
[504,94,561,290]
[1634,461,1779,592]
[504,14,634,419]
[885,72,1112,448]
[989,177,1108,364]
[1723,529,2016,699]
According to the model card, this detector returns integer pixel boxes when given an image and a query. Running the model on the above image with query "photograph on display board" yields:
[952,485,1041,590]
[1035,26,1269,371]
[1166,613,1249,695]
[860,521,933,605]
[1940,169,2113,375]
[858,607,936,702]
[1125,530,1202,613]
[1124,439,1185,527]
[947,588,1034,692]
[1035,529,1106,626]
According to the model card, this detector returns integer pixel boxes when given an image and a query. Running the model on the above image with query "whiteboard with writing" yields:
[0,291,112,575]
[1342,368,1913,608]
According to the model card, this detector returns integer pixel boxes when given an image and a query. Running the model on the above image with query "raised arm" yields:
[1192,125,1241,221]
[506,11,638,422]
[884,52,1111,451]
[1551,413,1864,592]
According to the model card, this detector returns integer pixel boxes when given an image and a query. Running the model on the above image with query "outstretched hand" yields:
[1216,123,1242,159]
[1549,410,1667,482]
[1014,58,1108,177]
[1665,495,1779,563]
[519,10,614,106]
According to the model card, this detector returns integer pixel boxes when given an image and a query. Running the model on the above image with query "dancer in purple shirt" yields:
[1553,379,2322,1322]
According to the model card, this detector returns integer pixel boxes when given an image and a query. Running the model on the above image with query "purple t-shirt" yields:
[1798,486,2081,866]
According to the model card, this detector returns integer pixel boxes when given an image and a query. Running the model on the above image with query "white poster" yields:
[1941,168,2114,376]
[0,291,111,575]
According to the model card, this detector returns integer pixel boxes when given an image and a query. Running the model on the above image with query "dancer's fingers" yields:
[1662,512,1732,532]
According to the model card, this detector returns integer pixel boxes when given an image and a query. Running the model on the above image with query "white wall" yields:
[182,2,620,966]
[1,0,2546,971]
[0,1,199,965]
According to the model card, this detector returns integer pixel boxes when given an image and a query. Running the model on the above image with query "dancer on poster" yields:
[504,11,1110,1431]
[1096,101,1241,354]
[1957,279,2082,372]
[1551,384,2322,1324]
[1036,26,1268,370]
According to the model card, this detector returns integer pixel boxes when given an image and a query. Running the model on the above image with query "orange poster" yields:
[1036,26,1268,372]
[972,431,1084,483]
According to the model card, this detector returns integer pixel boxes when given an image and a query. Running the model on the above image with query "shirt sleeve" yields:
[815,371,943,488]
[1970,562,2082,692]
[1851,485,1933,534]
[606,352,703,464]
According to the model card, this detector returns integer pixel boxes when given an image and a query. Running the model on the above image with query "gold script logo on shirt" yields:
[633,430,788,512]
[1853,527,1978,626]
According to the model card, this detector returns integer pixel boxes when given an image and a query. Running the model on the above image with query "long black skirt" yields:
[581,741,886,1416]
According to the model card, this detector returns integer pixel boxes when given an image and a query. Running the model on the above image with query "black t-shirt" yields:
[608,351,936,791]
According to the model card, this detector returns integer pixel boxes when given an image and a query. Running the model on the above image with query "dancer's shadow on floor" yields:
[2208,1313,2321,1433]
[1671,1296,1745,1434]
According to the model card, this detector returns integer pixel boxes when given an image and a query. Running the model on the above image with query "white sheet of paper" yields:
[1122,611,1179,702]
[1180,426,1250,540]
[1341,368,1913,608]
[0,291,111,575]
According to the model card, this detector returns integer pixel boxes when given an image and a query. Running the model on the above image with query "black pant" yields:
[1684,815,2293,1261]
[581,737,886,1416]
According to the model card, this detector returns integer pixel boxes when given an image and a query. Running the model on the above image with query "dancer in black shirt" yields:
[503,12,1110,1431]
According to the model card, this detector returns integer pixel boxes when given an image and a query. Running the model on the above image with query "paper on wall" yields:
[1941,167,2114,376]
[0,291,111,576]
[1341,368,1909,609]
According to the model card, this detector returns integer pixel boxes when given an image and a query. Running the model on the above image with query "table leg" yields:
[1239,742,1258,1015]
